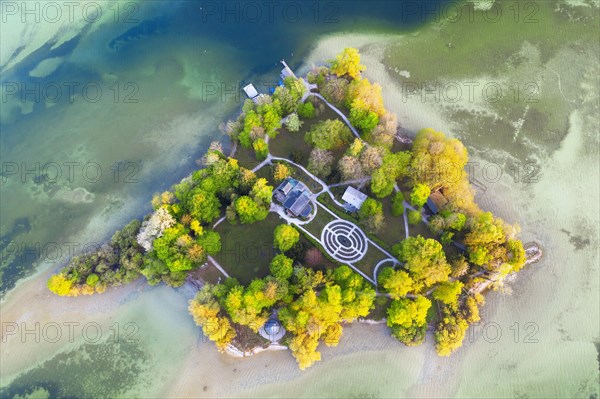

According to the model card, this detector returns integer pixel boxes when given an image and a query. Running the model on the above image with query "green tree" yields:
[370,168,395,198]
[358,198,385,234]
[464,212,506,268]
[410,128,477,214]
[410,183,431,208]
[234,196,267,224]
[305,119,353,150]
[188,188,221,224]
[253,138,269,161]
[283,76,306,102]
[297,102,315,119]
[274,224,300,251]
[270,253,294,281]
[370,152,412,198]
[349,106,379,134]
[273,86,296,115]
[347,138,365,157]
[506,239,526,273]
[345,78,386,116]
[197,231,222,255]
[396,235,451,293]
[407,209,422,225]
[240,110,262,148]
[391,191,405,217]
[378,267,413,299]
[432,280,464,308]
[86,273,99,287]
[387,296,431,346]
[261,104,282,138]
[435,311,469,356]
[189,285,237,351]
[250,178,273,205]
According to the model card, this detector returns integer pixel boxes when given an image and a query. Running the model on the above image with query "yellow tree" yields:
[47,274,75,296]
[273,163,292,182]
[330,48,366,80]
[189,285,237,351]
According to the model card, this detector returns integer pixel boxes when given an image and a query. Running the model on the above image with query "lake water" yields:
[1,1,598,398]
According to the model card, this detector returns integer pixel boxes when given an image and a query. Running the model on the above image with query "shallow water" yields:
[1,1,599,398]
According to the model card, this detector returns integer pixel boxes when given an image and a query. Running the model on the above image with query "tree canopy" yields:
[305,119,353,150]
[395,236,451,293]
[274,224,300,252]
[330,48,366,80]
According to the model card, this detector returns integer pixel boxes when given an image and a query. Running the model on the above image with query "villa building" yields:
[273,178,313,219]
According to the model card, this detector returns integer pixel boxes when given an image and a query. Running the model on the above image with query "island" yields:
[47,48,540,370]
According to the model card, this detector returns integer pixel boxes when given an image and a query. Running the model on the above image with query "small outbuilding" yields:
[424,197,439,215]
[242,83,259,100]
[342,186,367,213]
[259,318,286,342]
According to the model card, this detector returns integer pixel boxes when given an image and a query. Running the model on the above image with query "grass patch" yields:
[300,204,338,238]
[270,128,311,166]
[353,242,390,281]
[295,234,338,270]
[234,144,260,170]
[377,196,407,248]
[213,213,282,285]
[408,219,435,241]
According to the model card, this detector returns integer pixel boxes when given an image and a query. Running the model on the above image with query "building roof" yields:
[264,319,281,335]
[259,318,286,342]
[280,181,294,195]
[287,192,311,217]
[274,177,312,218]
[342,186,368,211]
[425,197,439,214]
[275,177,298,193]
[242,84,259,99]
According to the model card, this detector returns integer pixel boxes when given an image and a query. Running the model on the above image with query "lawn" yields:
[353,242,391,281]
[301,203,338,238]
[376,196,409,248]
[234,143,261,171]
[295,234,339,271]
[270,127,311,166]
[213,213,282,285]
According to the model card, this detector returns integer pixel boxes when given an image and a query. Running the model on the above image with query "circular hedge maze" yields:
[321,220,368,264]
